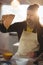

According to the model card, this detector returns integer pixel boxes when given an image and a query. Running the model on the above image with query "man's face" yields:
[26,9,38,29]
[27,10,38,22]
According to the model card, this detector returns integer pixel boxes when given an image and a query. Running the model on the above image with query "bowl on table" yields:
[3,52,13,60]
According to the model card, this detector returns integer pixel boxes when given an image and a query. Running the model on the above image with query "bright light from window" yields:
[39,17,43,26]
[38,6,43,26]
[2,5,15,15]
[38,6,43,17]
[11,5,29,24]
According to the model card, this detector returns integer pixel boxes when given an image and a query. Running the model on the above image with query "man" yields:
[14,4,40,58]
[8,4,39,41]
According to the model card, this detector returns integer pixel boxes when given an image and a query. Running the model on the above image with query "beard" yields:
[26,19,35,29]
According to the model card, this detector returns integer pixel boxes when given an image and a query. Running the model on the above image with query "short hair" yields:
[27,4,39,12]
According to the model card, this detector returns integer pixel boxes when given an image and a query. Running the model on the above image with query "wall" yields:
[19,0,43,5]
